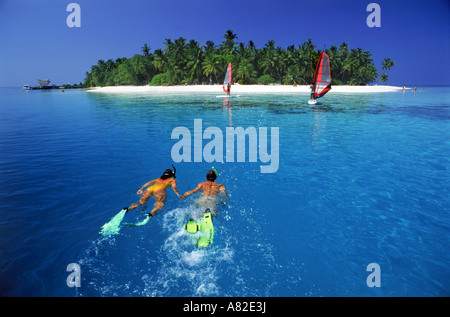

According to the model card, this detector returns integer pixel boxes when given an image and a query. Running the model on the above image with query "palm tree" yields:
[162,37,188,83]
[202,53,221,83]
[338,42,349,60]
[326,46,341,83]
[84,33,382,87]
[276,46,289,83]
[379,73,389,85]
[235,59,257,84]
[342,49,361,84]
[186,40,203,83]
[298,39,317,82]
[173,37,187,56]
[204,41,217,55]
[223,29,238,41]
[248,40,256,51]
[105,59,115,72]
[283,64,304,85]
[221,29,238,56]
[282,45,304,84]
[165,64,183,85]
[379,58,394,86]
[259,40,279,80]
[381,58,395,71]
[141,43,151,57]
[152,48,166,73]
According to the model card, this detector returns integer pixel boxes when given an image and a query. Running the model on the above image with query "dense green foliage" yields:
[84,30,386,87]
[149,73,168,86]
[257,75,276,85]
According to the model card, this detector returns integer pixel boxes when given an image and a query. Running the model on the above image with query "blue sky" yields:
[0,0,449,86]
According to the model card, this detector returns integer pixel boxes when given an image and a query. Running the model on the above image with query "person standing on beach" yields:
[126,168,180,217]
[180,170,228,215]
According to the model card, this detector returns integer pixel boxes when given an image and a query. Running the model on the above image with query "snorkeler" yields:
[180,169,228,215]
[126,167,180,216]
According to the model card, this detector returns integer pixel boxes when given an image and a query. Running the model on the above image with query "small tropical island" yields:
[84,30,396,91]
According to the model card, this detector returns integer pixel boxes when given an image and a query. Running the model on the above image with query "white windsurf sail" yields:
[222,62,232,95]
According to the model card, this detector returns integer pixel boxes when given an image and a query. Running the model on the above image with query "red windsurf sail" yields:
[313,52,331,99]
[222,62,232,94]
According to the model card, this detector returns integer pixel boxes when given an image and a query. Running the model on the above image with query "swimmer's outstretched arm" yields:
[171,179,181,197]
[180,184,202,198]
[219,184,229,198]
[137,179,157,195]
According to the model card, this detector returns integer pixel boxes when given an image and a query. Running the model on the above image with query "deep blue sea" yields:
[0,86,449,297]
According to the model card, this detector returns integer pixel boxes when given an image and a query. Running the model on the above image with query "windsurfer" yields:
[223,63,232,96]
[308,52,331,103]
[310,84,315,100]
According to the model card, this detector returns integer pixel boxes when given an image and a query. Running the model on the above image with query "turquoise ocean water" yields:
[0,87,448,296]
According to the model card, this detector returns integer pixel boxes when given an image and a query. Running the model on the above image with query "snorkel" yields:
[206,168,217,181]
[212,166,218,178]
[172,164,176,178]
[161,164,177,179]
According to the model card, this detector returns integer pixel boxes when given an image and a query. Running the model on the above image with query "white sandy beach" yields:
[87,84,407,94]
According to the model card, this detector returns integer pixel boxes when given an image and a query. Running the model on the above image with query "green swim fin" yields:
[124,214,153,227]
[100,208,128,236]
[197,209,214,247]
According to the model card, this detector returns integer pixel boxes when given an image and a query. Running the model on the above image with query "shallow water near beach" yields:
[0,87,449,296]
